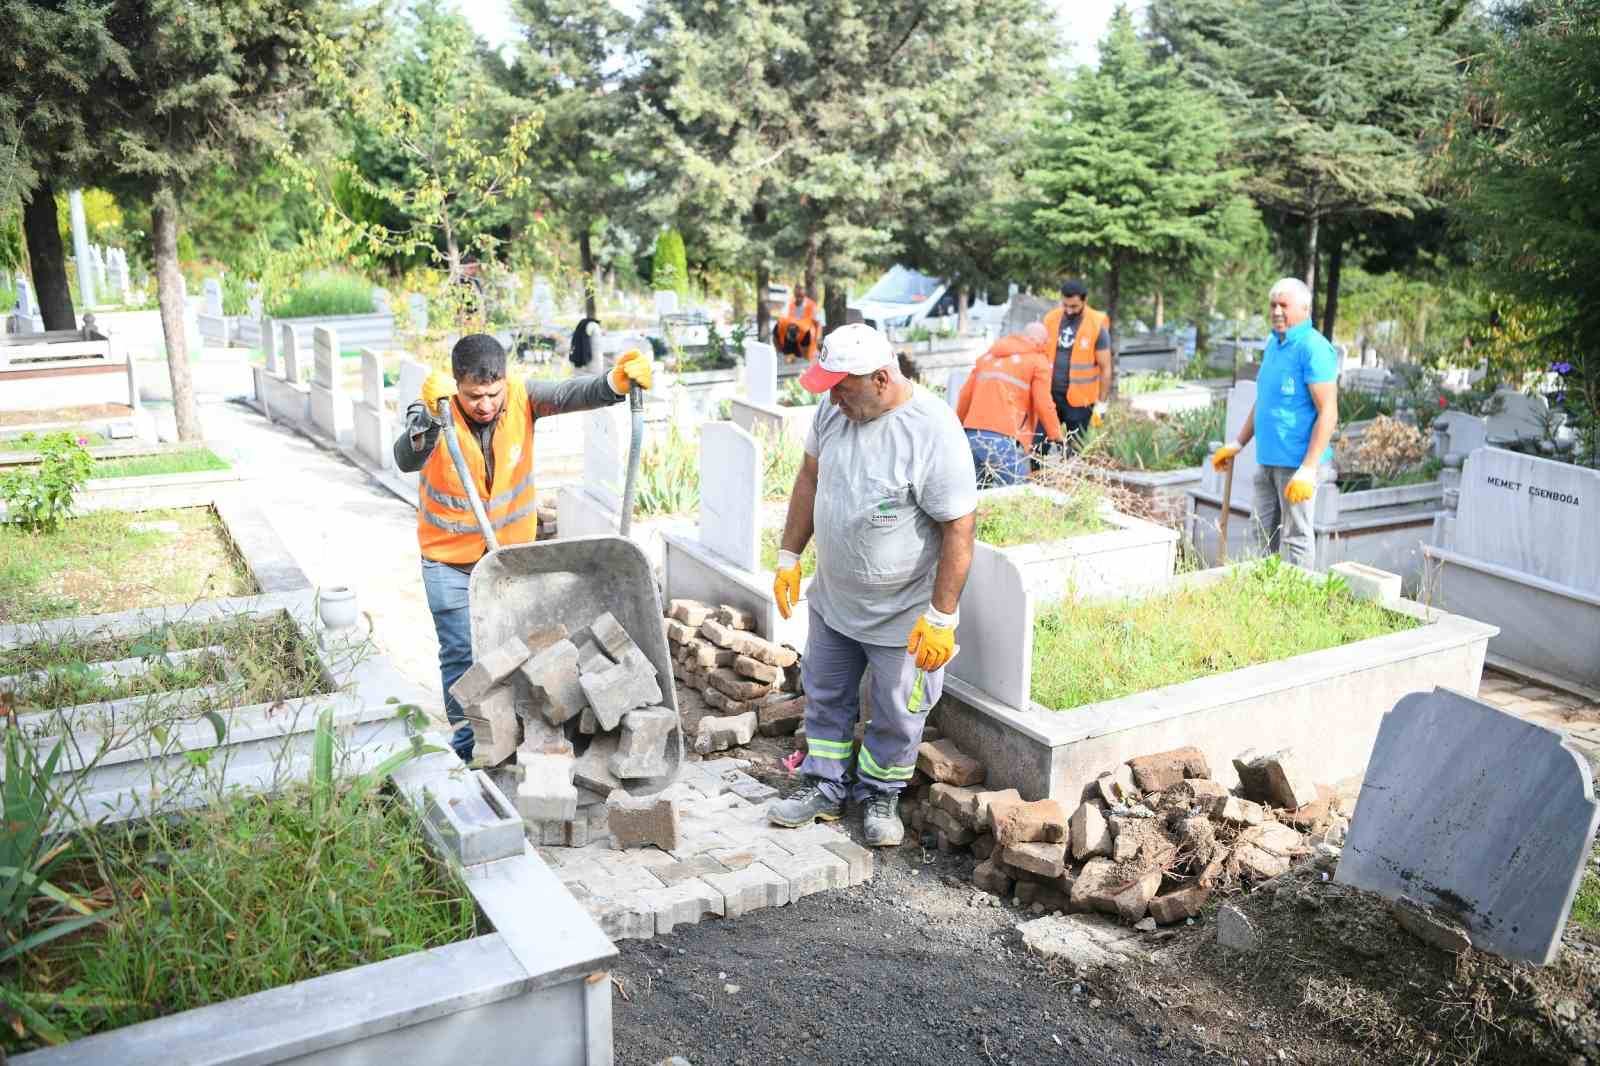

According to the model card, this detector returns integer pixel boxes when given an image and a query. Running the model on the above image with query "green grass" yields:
[267,271,375,319]
[1080,403,1225,472]
[89,449,230,480]
[1030,556,1421,710]
[1338,386,1395,423]
[0,429,110,452]
[632,424,806,517]
[760,527,817,577]
[975,486,1106,547]
[1573,859,1600,932]
[1119,371,1185,395]
[0,507,255,623]
[6,785,474,1051]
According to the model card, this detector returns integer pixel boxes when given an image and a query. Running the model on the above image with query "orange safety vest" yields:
[956,334,1064,445]
[1042,304,1110,407]
[776,297,820,361]
[417,378,538,564]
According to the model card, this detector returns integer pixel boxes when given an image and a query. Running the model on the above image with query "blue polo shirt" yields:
[1255,319,1337,468]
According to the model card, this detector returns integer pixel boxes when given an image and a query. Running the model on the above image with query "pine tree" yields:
[1012,8,1253,336]
[652,228,689,300]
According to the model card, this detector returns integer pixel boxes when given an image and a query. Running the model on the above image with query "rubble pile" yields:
[447,610,677,848]
[901,740,1351,926]
[664,599,806,752]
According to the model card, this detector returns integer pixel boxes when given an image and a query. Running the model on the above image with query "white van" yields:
[849,265,1011,334]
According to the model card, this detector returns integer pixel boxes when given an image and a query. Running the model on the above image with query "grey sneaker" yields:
[862,792,905,847]
[768,784,843,827]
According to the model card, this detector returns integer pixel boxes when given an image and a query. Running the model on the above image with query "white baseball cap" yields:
[799,323,896,393]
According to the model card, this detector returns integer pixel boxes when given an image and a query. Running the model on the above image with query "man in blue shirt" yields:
[1211,278,1338,568]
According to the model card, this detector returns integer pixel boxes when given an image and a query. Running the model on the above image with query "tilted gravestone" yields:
[698,422,760,573]
[1484,387,1549,444]
[1453,447,1599,594]
[1336,688,1600,964]
[1431,410,1488,461]
[745,340,778,407]
[653,290,679,317]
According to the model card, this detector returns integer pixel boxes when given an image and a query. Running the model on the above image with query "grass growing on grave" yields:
[1,612,329,718]
[974,486,1106,547]
[2,774,475,1052]
[0,428,111,451]
[1118,371,1186,395]
[759,527,817,577]
[632,423,807,517]
[89,449,231,480]
[0,507,255,623]
[1031,556,1420,710]
[266,270,376,319]
[1077,403,1224,472]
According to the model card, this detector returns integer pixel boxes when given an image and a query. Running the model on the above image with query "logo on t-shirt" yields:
[870,498,899,528]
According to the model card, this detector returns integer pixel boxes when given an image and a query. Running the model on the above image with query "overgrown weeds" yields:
[631,423,805,517]
[1078,404,1224,472]
[1032,556,1418,709]
[975,486,1105,547]
[266,270,375,319]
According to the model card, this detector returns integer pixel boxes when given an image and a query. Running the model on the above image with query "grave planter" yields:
[659,364,742,422]
[250,311,398,354]
[936,558,1497,804]
[727,396,816,446]
[13,746,616,1066]
[1090,465,1202,528]
[1125,383,1214,417]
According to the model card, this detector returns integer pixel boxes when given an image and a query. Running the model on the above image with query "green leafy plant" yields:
[777,377,814,408]
[1079,404,1224,472]
[633,424,701,517]
[0,432,94,531]
[266,271,375,319]
[1119,371,1184,395]
[220,273,252,316]
[758,426,804,500]
[975,487,1105,547]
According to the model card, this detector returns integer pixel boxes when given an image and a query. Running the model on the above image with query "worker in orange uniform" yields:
[394,334,653,763]
[775,283,821,363]
[1038,278,1112,458]
[955,322,1064,486]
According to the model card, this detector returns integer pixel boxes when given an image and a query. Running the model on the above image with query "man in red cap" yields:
[767,324,978,846]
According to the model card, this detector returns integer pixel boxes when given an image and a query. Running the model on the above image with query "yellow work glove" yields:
[1211,439,1244,472]
[1090,402,1108,428]
[421,369,457,413]
[907,606,958,672]
[773,549,802,620]
[1285,466,1317,504]
[610,348,653,394]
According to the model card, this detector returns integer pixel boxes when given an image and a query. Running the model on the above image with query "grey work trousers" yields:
[1252,464,1317,570]
[799,607,942,803]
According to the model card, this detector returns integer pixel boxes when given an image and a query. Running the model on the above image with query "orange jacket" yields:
[776,296,820,360]
[1043,304,1111,407]
[957,334,1064,445]
[418,378,538,564]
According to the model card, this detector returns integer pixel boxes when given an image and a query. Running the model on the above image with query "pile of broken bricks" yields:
[902,738,1352,928]
[447,609,679,848]
[664,599,806,752]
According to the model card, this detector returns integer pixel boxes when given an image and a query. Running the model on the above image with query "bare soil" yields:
[0,403,134,427]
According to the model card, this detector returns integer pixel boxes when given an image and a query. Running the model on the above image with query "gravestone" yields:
[1432,410,1488,461]
[87,245,108,293]
[313,326,339,390]
[280,322,302,382]
[582,404,630,513]
[106,250,130,303]
[370,287,389,315]
[745,341,778,407]
[1336,689,1600,964]
[247,294,263,320]
[309,326,349,442]
[360,347,384,408]
[1453,447,1599,594]
[698,422,761,573]
[262,317,279,375]
[408,292,429,334]
[1197,380,1258,510]
[653,290,679,317]
[1485,388,1549,445]
[14,276,33,316]
[354,348,391,471]
[945,367,970,410]
[531,278,556,321]
[203,278,224,318]
[398,358,429,414]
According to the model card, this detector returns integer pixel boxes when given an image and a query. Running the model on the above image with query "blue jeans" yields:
[421,558,475,761]
[966,428,1028,488]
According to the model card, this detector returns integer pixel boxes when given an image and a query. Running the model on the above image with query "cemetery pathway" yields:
[1478,669,1600,756]
[199,398,444,711]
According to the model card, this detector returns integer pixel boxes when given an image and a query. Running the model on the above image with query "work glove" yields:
[1285,466,1317,504]
[773,549,802,620]
[609,348,653,394]
[421,370,457,414]
[1211,440,1245,472]
[907,605,958,672]
[1091,402,1108,428]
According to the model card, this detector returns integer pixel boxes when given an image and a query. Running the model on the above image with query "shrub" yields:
[651,229,688,300]
[1081,404,1224,472]
[0,278,15,314]
[1120,371,1184,395]
[221,273,252,316]
[0,432,94,531]
[266,271,375,319]
[1335,415,1429,482]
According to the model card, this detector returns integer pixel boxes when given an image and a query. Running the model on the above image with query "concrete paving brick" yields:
[448,634,532,707]
[581,890,656,941]
[573,733,622,794]
[717,769,779,803]
[694,710,757,754]
[668,830,738,861]
[822,838,875,885]
[514,751,577,823]
[653,854,732,886]
[756,695,805,737]
[734,655,783,685]
[764,845,850,899]
[768,822,850,854]
[590,610,643,665]
[575,637,610,675]
[520,639,587,726]
[705,840,794,871]
[639,877,725,934]
[575,862,669,894]
[581,650,664,731]
[463,687,520,767]
[697,757,756,775]
[713,604,756,630]
[611,707,678,779]
[680,791,749,818]
[607,790,679,851]
[668,599,713,626]
[703,861,790,918]
[534,818,591,848]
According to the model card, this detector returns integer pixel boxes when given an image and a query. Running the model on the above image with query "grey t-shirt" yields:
[804,386,978,647]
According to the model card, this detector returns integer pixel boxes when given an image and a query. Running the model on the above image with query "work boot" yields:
[768,784,843,827]
[862,792,905,847]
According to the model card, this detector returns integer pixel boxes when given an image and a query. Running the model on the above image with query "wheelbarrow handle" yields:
[619,384,645,538]
[437,396,500,552]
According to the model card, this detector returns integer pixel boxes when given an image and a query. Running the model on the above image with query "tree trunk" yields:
[441,209,461,281]
[22,179,76,330]
[756,263,771,342]
[1105,260,1122,400]
[1303,212,1320,297]
[152,193,202,442]
[1153,275,1165,330]
[578,224,598,320]
[956,288,969,335]
[822,279,848,339]
[1321,232,1344,340]
[1196,267,1219,359]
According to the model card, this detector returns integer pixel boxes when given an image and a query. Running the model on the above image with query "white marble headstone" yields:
[582,404,630,513]
[1484,388,1549,444]
[531,279,555,320]
[247,294,263,320]
[408,293,429,333]
[1197,380,1258,510]
[106,250,129,302]
[746,341,777,407]
[88,245,107,291]
[699,422,761,573]
[280,323,302,382]
[360,348,384,408]
[14,276,33,316]
[1433,410,1488,460]
[1454,447,1598,594]
[398,358,429,414]
[653,290,679,317]
[370,287,389,315]
[313,326,340,390]
[203,278,224,317]
[261,317,279,375]
[945,368,971,410]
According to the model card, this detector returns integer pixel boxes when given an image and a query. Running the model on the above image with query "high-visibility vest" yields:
[777,297,820,360]
[417,379,538,564]
[957,334,1063,445]
[1043,304,1110,407]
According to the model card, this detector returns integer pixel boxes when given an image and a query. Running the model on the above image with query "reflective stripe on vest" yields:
[417,379,539,564]
[977,369,1030,390]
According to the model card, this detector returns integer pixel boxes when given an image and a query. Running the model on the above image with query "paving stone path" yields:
[1477,669,1600,754]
